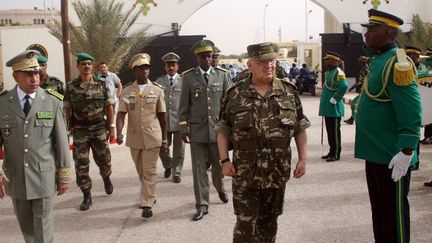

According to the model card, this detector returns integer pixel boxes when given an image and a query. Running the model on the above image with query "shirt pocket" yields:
[231,105,253,131]
[35,119,54,142]
[0,117,17,144]
[277,101,297,128]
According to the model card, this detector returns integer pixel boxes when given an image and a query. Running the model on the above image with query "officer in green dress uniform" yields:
[356,9,421,242]
[178,39,232,221]
[37,55,65,95]
[0,50,72,243]
[319,51,348,162]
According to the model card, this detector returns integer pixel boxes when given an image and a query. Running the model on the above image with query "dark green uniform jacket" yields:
[318,67,348,117]
[355,46,422,165]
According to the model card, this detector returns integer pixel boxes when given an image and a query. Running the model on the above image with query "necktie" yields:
[203,73,209,84]
[23,95,31,116]
[169,77,174,86]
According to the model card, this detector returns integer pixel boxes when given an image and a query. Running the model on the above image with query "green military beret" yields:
[361,8,404,28]
[247,42,278,60]
[76,52,95,63]
[37,55,48,63]
[191,39,215,54]
[6,50,41,72]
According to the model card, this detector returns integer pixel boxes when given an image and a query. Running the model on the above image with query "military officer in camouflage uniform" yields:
[356,9,421,242]
[64,53,115,211]
[178,39,232,221]
[319,51,348,162]
[37,55,65,94]
[155,52,185,183]
[211,46,222,68]
[0,50,72,243]
[216,42,310,243]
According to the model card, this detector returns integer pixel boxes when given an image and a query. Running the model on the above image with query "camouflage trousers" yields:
[72,128,112,193]
[232,179,285,243]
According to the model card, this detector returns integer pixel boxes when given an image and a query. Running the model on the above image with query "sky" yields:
[1,0,324,55]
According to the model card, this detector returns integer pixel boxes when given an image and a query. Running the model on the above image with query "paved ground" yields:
[1,91,432,243]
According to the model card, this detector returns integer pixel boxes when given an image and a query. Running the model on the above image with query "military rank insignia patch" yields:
[46,89,64,100]
[37,111,54,119]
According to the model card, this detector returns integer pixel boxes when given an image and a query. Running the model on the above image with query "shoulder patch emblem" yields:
[182,68,194,75]
[151,81,163,89]
[46,89,64,100]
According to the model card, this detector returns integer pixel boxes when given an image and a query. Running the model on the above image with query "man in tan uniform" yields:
[0,50,72,243]
[116,53,168,218]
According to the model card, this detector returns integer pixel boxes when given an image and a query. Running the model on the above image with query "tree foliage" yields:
[47,0,152,72]
[398,14,432,50]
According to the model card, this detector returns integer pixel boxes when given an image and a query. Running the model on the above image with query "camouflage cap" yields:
[361,8,403,28]
[191,39,215,54]
[6,50,41,72]
[129,53,151,69]
[162,52,180,63]
[76,52,95,62]
[247,42,278,60]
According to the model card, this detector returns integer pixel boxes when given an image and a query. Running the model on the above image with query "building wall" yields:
[0,9,61,26]
[0,26,65,90]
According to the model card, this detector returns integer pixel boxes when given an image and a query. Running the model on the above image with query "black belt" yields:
[234,138,290,150]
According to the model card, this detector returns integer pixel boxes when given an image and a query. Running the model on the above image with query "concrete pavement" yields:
[1,91,432,243]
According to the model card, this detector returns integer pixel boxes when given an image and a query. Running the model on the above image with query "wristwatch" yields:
[220,158,230,164]
[109,123,115,128]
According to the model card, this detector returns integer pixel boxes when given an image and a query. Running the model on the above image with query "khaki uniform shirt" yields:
[118,81,166,149]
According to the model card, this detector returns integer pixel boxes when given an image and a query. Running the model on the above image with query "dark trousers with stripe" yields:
[366,161,410,243]
[324,117,341,158]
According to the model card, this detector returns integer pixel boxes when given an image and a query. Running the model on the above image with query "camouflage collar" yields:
[241,77,285,98]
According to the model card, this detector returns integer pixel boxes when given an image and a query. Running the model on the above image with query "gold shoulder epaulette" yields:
[182,68,194,75]
[46,89,64,100]
[393,48,415,86]
[336,68,346,81]
[0,89,8,96]
[151,81,163,89]
[122,81,133,89]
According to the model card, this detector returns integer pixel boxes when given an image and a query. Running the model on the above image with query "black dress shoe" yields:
[218,191,229,203]
[173,176,181,183]
[424,181,432,187]
[164,168,172,178]
[141,207,153,218]
[321,154,331,159]
[80,193,92,211]
[344,117,354,125]
[326,157,340,162]
[192,210,208,221]
[103,177,113,195]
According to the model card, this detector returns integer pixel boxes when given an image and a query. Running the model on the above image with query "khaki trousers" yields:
[130,147,159,207]
[12,196,54,243]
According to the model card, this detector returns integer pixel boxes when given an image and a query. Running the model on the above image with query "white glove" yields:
[388,151,413,182]
[329,97,337,105]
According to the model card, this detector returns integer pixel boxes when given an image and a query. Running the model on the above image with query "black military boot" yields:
[80,192,92,211]
[103,177,113,195]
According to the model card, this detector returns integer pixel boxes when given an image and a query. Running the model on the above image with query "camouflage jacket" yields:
[216,77,310,189]
[40,75,65,95]
[64,76,113,130]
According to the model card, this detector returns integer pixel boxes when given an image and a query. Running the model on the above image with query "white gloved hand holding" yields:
[388,151,413,182]
[329,97,337,105]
